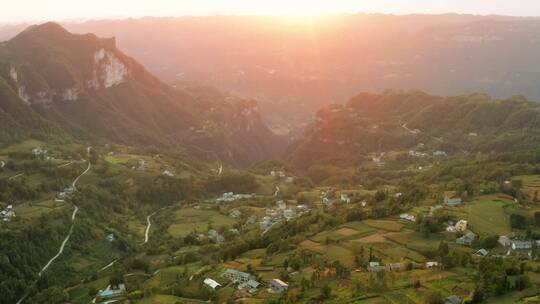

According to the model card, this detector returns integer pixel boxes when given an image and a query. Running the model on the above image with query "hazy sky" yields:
[3,0,540,23]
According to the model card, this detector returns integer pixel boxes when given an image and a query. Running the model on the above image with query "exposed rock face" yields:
[9,67,17,83]
[62,88,79,101]
[17,86,30,103]
[92,48,128,88]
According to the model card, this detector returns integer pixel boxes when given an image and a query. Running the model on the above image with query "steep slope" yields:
[289,91,540,168]
[0,23,284,165]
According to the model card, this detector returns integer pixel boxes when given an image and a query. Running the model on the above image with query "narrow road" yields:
[17,160,91,304]
[57,161,74,168]
[8,172,24,180]
[144,211,157,244]
[143,206,171,244]
[72,161,91,190]
[98,260,117,272]
[38,205,78,276]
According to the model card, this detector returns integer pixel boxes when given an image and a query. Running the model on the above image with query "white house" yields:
[162,170,174,177]
[229,210,242,218]
[270,278,289,293]
[340,193,351,204]
[276,200,287,210]
[498,236,512,247]
[512,240,533,250]
[204,278,222,290]
[283,209,296,220]
[399,213,416,222]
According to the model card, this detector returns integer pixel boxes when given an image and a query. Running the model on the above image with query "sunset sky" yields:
[2,0,540,23]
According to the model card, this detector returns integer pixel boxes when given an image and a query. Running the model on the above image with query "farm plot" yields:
[168,208,237,237]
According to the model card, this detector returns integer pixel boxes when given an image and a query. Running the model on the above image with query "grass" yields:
[447,198,511,235]
[385,230,444,256]
[363,219,404,232]
[137,294,208,304]
[168,208,237,237]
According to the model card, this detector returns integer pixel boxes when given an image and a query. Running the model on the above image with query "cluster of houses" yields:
[131,159,146,171]
[57,185,76,201]
[204,269,289,295]
[260,201,310,231]
[270,170,295,183]
[367,260,439,273]
[208,229,225,243]
[32,147,47,156]
[0,204,15,222]
[499,235,540,251]
[215,192,253,203]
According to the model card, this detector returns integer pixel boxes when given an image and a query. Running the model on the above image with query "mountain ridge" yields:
[0,23,285,166]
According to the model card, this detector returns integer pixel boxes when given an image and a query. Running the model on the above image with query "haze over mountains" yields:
[0,23,284,166]
[2,14,540,125]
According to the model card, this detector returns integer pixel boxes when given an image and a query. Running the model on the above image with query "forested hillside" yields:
[289,91,540,169]
[0,23,285,166]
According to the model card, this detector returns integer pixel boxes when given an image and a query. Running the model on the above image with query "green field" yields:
[447,198,511,235]
[363,219,404,232]
[168,208,237,237]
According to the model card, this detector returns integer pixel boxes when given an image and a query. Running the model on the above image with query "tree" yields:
[534,211,540,226]
[321,284,332,299]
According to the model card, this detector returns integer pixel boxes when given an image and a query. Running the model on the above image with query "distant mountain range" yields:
[0,23,284,166]
[1,14,539,124]
[288,91,540,169]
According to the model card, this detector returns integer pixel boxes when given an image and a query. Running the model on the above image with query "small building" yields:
[340,193,351,204]
[444,191,462,206]
[99,283,126,299]
[276,200,287,210]
[229,210,242,218]
[162,170,174,177]
[456,232,477,246]
[368,262,385,272]
[323,197,333,208]
[445,295,462,304]
[476,249,489,257]
[221,269,256,284]
[433,150,447,157]
[512,240,533,250]
[426,261,439,269]
[399,213,416,222]
[270,278,289,293]
[283,208,296,220]
[208,229,224,243]
[447,220,467,232]
[498,235,512,247]
[239,279,261,293]
[203,278,222,290]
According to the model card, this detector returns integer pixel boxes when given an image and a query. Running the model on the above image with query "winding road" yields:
[144,211,157,244]
[16,160,91,304]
